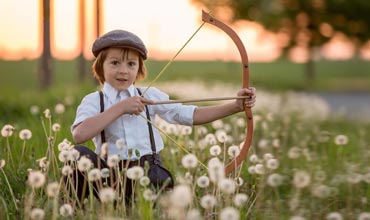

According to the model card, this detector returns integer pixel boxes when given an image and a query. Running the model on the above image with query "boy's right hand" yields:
[120,96,154,115]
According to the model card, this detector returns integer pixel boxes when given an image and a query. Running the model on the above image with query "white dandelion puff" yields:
[288,146,301,159]
[205,133,217,145]
[196,175,210,188]
[227,145,240,158]
[289,215,306,220]
[267,173,284,187]
[210,145,222,156]
[59,204,73,216]
[248,165,256,174]
[140,176,151,186]
[216,129,228,143]
[0,159,5,168]
[61,165,73,176]
[19,129,32,140]
[27,171,46,188]
[234,193,248,207]
[212,119,224,129]
[200,194,217,209]
[46,182,59,197]
[43,109,51,119]
[52,123,61,132]
[88,168,101,181]
[54,103,65,114]
[218,178,236,194]
[220,207,240,220]
[334,134,348,146]
[358,212,370,220]
[186,209,202,220]
[30,208,45,220]
[58,151,69,163]
[115,138,126,150]
[170,184,192,207]
[325,212,343,220]
[311,184,331,198]
[293,170,311,188]
[266,158,279,170]
[181,153,198,169]
[100,168,110,178]
[126,166,144,180]
[143,188,157,201]
[181,126,192,136]
[99,187,116,203]
[107,154,120,168]
[77,156,93,172]
[30,105,40,115]
[208,157,225,183]
[1,124,14,137]
[249,154,259,163]
[254,164,265,175]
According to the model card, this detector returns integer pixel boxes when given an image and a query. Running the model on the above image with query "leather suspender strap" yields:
[136,88,158,157]
[99,91,106,144]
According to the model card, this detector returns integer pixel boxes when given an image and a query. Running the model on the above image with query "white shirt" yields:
[72,83,196,160]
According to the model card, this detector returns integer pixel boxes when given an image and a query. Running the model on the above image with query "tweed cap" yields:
[92,30,147,59]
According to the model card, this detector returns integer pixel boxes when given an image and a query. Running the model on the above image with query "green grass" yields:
[0,58,369,96]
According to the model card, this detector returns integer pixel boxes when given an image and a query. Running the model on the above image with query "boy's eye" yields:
[111,60,119,65]
[128,61,137,67]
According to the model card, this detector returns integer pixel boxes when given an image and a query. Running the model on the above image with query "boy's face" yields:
[103,48,140,91]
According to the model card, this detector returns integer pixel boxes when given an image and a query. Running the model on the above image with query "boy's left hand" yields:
[236,87,256,111]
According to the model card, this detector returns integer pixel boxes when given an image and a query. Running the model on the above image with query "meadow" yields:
[0,58,370,220]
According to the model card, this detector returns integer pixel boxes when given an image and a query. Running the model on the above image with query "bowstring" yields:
[141,18,209,96]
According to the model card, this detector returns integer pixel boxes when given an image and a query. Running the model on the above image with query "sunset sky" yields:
[0,0,365,62]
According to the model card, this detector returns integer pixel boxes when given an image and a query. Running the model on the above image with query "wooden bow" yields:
[201,10,254,175]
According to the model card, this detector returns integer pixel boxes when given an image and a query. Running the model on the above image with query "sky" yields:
[0,0,366,62]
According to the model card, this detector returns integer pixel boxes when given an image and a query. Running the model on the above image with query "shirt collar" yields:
[102,83,136,102]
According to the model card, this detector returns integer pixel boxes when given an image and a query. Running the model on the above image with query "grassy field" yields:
[0,58,370,219]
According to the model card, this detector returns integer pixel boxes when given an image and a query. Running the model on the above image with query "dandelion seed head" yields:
[170,184,192,207]
[181,153,198,169]
[46,182,59,197]
[216,129,228,143]
[186,209,202,220]
[196,175,210,188]
[235,177,244,186]
[107,154,120,168]
[77,156,93,172]
[346,173,362,184]
[293,170,311,188]
[288,146,301,159]
[43,109,51,119]
[61,165,73,176]
[19,129,32,140]
[249,154,259,163]
[181,126,192,136]
[27,171,46,188]
[0,159,5,168]
[289,215,306,220]
[100,168,110,178]
[54,103,65,114]
[266,158,279,170]
[88,168,101,181]
[258,138,269,149]
[200,194,217,209]
[100,142,108,158]
[314,170,327,182]
[218,178,236,194]
[227,145,240,158]
[99,187,116,203]
[358,212,370,220]
[311,184,331,198]
[30,105,40,115]
[30,208,45,220]
[267,173,284,187]
[236,117,245,127]
[263,153,274,161]
[234,193,248,207]
[220,207,240,220]
[58,151,69,163]
[326,212,343,220]
[248,165,256,174]
[143,188,157,201]
[212,119,224,129]
[272,138,281,148]
[1,124,14,137]
[196,126,208,136]
[208,157,225,183]
[140,176,150,186]
[205,133,217,145]
[57,139,72,151]
[254,163,265,175]
[210,145,222,156]
[334,134,348,146]
[52,123,61,132]
[115,138,126,150]
[59,204,73,216]
[126,166,144,180]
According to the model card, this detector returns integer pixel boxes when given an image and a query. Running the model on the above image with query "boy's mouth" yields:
[117,78,128,82]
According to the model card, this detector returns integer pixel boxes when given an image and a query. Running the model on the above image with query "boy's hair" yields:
[92,48,147,85]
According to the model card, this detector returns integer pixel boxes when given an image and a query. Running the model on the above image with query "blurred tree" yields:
[39,0,53,89]
[192,0,370,82]
[78,0,86,81]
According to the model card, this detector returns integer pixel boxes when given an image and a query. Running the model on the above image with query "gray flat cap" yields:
[92,30,147,59]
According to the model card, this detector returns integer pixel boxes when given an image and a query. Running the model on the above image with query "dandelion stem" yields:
[0,168,18,210]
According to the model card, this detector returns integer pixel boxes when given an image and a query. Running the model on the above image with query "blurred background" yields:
[0,0,369,122]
